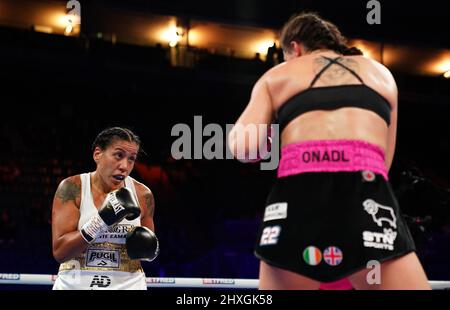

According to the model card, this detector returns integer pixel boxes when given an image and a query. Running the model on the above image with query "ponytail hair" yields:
[280,12,363,56]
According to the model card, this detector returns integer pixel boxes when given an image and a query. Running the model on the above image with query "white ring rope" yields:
[0,273,449,289]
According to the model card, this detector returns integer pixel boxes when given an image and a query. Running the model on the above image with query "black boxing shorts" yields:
[254,140,416,282]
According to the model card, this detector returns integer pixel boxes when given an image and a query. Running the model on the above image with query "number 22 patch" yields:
[259,226,281,246]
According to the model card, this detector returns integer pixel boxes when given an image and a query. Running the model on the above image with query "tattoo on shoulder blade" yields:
[144,192,155,218]
[55,180,81,207]
[313,57,360,86]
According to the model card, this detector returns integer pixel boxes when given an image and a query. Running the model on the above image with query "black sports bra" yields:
[277,56,392,133]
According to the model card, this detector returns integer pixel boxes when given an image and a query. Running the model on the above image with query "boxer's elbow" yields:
[53,247,66,263]
[52,239,73,263]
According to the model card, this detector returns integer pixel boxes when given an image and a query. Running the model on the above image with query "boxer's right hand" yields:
[80,187,141,243]
[126,226,159,262]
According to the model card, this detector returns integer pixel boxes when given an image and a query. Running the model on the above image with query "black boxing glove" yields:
[126,226,159,262]
[80,187,141,243]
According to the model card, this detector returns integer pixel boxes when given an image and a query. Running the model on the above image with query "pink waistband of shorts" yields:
[277,139,388,180]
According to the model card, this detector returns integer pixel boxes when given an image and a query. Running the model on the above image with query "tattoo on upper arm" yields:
[143,192,155,218]
[55,180,81,207]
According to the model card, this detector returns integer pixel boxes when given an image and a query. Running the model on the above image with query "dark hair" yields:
[92,127,141,152]
[280,12,362,56]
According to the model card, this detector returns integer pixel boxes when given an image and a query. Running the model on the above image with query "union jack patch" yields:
[323,246,343,266]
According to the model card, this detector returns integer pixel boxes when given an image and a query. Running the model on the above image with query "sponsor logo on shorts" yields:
[302,246,322,266]
[263,202,288,222]
[362,199,398,251]
[259,226,281,246]
[90,275,111,288]
[301,150,350,163]
[86,249,120,268]
[363,199,397,229]
[323,246,343,266]
[363,228,397,251]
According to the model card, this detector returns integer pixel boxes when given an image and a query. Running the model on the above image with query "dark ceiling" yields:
[91,0,449,48]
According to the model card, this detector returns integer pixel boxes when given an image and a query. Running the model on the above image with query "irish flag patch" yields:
[302,246,322,266]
